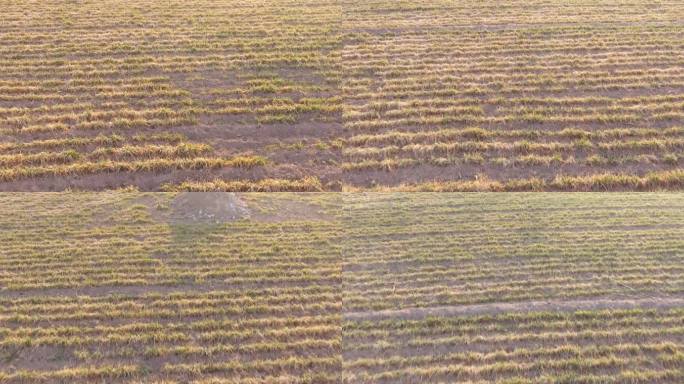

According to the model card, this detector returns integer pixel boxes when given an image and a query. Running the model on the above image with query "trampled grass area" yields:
[1,1,683,190]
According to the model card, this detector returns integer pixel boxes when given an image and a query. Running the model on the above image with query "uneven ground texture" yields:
[0,193,343,383]
[1,193,683,382]
[342,193,684,383]
[1,1,684,191]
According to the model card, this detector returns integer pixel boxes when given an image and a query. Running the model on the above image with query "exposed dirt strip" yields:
[0,278,341,300]
[344,296,684,321]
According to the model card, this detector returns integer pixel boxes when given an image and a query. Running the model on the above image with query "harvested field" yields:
[0,193,343,383]
[1,193,683,382]
[1,1,683,190]
[0,0,341,191]
[342,193,684,383]
[343,308,684,383]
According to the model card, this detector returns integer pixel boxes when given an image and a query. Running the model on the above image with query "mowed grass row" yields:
[0,194,341,290]
[1,291,342,384]
[342,192,684,383]
[0,193,342,383]
[0,0,343,190]
[1,193,683,382]
[1,0,683,190]
[343,308,684,383]
[339,0,684,189]
[342,193,684,311]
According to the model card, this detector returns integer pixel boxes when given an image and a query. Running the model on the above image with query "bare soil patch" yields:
[168,192,250,224]
[1,345,71,372]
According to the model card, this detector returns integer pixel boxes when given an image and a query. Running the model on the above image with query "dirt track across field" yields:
[344,296,684,321]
